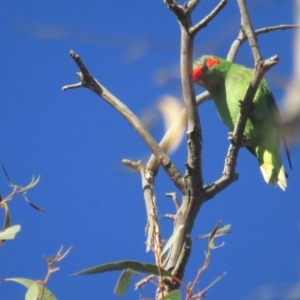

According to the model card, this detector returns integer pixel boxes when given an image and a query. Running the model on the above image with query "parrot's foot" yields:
[228,132,251,146]
[238,100,255,114]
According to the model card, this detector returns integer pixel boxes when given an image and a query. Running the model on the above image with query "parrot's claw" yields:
[238,100,255,113]
[228,132,251,146]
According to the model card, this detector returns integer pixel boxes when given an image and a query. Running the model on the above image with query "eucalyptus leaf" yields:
[4,278,56,300]
[25,283,39,300]
[114,269,133,296]
[75,260,172,277]
[196,224,232,239]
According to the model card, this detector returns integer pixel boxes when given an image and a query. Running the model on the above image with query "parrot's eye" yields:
[206,57,220,68]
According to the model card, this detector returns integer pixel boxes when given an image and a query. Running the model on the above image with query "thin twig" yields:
[165,192,180,210]
[190,0,227,36]
[185,0,201,13]
[227,29,245,62]
[227,24,300,63]
[196,91,210,105]
[193,272,226,299]
[256,24,300,36]
[122,159,143,172]
[237,0,262,63]
[62,82,82,90]
[135,275,155,290]
[164,214,176,220]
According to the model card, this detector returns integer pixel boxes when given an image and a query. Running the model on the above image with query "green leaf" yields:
[162,225,183,256]
[196,224,232,239]
[165,290,182,300]
[0,225,21,240]
[114,269,133,296]
[4,278,56,300]
[75,260,173,277]
[25,283,39,300]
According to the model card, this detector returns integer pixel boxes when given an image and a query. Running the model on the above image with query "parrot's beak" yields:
[192,65,203,81]
[192,65,206,87]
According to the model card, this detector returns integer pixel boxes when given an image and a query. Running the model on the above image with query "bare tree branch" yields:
[164,0,204,188]
[140,166,161,253]
[164,0,185,17]
[63,50,186,193]
[62,1,297,298]
[227,24,300,63]
[227,29,246,62]
[237,0,262,63]
[185,0,201,13]
[255,24,300,35]
[122,159,161,252]
[159,2,204,294]
[158,0,233,294]
[179,28,202,187]
[190,0,227,36]
[122,159,143,172]
[164,214,176,220]
[165,192,180,210]
[61,82,83,90]
[196,91,211,105]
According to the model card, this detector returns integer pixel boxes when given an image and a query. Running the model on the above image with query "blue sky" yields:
[0,1,299,299]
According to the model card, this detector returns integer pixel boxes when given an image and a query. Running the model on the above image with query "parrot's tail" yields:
[260,162,287,191]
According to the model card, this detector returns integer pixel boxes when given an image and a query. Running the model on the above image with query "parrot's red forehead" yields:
[193,56,221,81]
[206,57,221,68]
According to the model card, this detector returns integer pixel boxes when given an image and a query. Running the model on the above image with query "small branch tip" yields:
[62,83,83,91]
[165,192,180,209]
[122,159,143,172]
[164,214,176,220]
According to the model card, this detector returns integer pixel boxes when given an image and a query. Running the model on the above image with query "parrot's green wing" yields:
[265,89,292,170]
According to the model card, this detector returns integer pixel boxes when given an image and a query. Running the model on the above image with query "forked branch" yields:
[237,0,262,63]
[63,51,186,193]
[190,0,227,36]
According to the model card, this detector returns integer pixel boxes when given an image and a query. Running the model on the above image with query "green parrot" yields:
[192,55,291,190]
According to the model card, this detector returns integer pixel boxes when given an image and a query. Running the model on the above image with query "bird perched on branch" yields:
[192,55,291,190]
